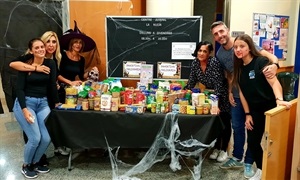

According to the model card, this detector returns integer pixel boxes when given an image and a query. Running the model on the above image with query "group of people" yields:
[185,21,291,180]
[11,20,292,179]
[10,21,98,179]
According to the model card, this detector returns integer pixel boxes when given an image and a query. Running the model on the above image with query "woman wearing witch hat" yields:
[58,20,98,103]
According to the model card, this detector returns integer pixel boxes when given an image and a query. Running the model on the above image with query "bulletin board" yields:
[106,16,202,79]
[252,13,289,60]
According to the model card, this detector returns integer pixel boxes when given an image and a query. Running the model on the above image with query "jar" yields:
[203,103,210,115]
[94,97,101,111]
[88,98,94,110]
[151,103,156,113]
[196,105,203,115]
[82,100,89,111]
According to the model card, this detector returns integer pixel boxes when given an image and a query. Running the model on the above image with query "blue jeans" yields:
[231,98,253,164]
[13,97,51,165]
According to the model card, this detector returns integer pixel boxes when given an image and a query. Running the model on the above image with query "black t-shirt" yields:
[15,59,59,109]
[239,56,276,111]
[59,51,85,81]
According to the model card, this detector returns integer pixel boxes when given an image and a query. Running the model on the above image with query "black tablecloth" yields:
[46,110,224,149]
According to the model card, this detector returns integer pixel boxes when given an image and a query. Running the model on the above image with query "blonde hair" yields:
[40,31,62,67]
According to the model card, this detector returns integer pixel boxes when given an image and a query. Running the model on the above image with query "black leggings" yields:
[214,112,232,151]
[247,111,266,169]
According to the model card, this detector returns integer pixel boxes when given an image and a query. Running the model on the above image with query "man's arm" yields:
[260,49,279,78]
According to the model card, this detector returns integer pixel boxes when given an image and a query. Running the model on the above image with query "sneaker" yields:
[217,150,228,162]
[220,158,243,169]
[244,163,255,178]
[54,146,71,156]
[249,168,262,180]
[21,165,38,179]
[33,163,50,173]
[209,149,220,160]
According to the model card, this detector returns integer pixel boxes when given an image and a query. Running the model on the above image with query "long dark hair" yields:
[232,34,264,87]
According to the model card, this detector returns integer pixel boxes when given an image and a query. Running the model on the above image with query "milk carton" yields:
[210,94,218,115]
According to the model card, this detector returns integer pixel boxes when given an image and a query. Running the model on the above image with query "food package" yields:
[125,105,144,114]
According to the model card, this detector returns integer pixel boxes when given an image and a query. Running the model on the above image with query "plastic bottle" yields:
[156,88,164,103]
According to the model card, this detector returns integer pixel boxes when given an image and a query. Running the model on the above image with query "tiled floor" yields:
[0,104,246,180]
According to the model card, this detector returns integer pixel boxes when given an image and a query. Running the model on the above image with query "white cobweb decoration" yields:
[106,112,215,180]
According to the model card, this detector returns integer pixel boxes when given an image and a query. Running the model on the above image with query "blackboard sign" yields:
[106,16,202,79]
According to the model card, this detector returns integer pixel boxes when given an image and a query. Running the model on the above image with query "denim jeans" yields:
[231,98,253,163]
[13,97,51,165]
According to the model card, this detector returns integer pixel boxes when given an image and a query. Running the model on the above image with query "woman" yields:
[10,31,61,78]
[185,41,231,162]
[58,21,97,103]
[232,34,291,179]
[13,38,59,179]
[10,31,71,157]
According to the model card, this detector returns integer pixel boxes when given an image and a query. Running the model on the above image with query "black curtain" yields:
[0,0,63,112]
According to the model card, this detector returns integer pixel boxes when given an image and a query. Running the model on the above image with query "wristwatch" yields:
[273,62,280,69]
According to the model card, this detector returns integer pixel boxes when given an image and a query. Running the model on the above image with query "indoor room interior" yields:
[0,0,299,180]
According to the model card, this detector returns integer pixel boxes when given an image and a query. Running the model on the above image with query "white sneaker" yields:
[209,149,220,160]
[217,150,228,162]
[54,146,71,156]
[249,168,262,180]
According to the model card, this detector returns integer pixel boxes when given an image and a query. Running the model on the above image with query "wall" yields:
[194,0,218,45]
[229,0,300,68]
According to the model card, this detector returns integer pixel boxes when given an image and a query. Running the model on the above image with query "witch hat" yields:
[59,20,96,52]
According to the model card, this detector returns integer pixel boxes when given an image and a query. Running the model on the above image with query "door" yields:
[262,99,297,179]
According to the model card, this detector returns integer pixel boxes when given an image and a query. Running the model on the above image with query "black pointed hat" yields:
[59,20,96,52]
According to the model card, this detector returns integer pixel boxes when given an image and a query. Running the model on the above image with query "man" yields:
[210,21,278,179]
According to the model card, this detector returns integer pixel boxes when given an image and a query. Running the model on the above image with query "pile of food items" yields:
[58,79,218,115]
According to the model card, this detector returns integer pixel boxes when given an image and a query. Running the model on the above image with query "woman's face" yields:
[45,35,57,55]
[233,39,250,59]
[197,45,210,62]
[30,40,46,58]
[71,38,83,52]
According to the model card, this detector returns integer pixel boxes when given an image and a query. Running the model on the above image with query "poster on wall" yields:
[157,62,181,79]
[123,61,146,78]
[252,13,289,60]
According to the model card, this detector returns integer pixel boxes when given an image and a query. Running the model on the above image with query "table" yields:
[46,110,224,172]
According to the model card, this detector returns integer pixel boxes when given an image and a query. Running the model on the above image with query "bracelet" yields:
[273,63,280,69]
[276,97,284,101]
[34,66,37,72]
[245,112,251,116]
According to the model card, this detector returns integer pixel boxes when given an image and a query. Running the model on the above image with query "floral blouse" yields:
[185,56,230,113]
